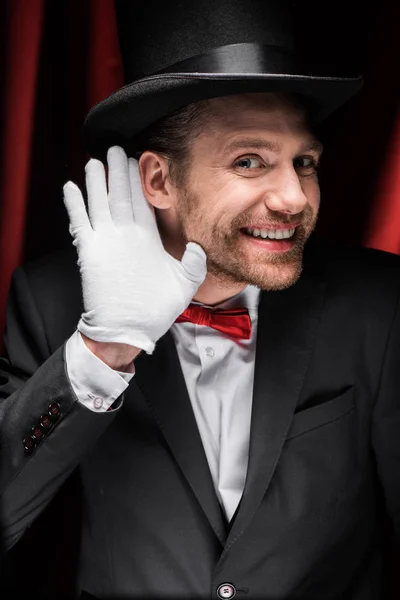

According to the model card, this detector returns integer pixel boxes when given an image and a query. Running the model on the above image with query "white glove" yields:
[63,145,207,354]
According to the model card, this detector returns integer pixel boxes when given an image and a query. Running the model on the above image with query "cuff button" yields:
[31,425,45,441]
[23,436,36,453]
[93,397,103,410]
[48,401,61,421]
[40,414,52,429]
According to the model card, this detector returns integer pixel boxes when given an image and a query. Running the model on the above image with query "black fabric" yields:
[115,0,296,79]
[83,74,362,162]
[156,43,298,76]
[82,0,362,161]
[0,235,399,598]
[155,43,353,79]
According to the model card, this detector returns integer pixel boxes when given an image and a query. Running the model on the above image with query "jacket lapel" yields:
[129,241,327,552]
[132,331,227,546]
[224,261,327,550]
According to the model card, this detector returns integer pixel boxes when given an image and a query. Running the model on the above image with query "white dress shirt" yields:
[65,284,261,521]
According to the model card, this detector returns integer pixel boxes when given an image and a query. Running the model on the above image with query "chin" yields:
[207,255,303,293]
[235,257,304,292]
[259,264,303,291]
[261,271,303,291]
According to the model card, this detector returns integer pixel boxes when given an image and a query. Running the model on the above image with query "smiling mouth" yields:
[239,226,298,240]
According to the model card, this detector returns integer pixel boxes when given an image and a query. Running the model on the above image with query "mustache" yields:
[238,205,315,230]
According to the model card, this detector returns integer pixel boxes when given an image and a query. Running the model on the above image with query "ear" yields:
[138,151,175,209]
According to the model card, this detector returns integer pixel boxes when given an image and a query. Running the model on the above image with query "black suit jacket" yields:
[0,235,400,599]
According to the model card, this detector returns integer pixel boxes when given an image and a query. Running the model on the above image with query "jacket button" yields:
[48,401,61,421]
[39,414,52,429]
[217,583,236,598]
[31,425,45,441]
[23,435,36,453]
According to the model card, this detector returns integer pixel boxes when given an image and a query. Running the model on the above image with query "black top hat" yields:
[83,0,363,161]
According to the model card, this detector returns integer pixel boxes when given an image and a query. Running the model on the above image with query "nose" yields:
[263,165,309,215]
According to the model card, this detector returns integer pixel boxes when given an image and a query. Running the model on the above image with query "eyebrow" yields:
[224,137,324,155]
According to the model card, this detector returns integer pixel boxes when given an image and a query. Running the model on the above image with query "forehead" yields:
[199,92,314,142]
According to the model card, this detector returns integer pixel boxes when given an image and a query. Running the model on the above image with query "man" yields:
[1,1,399,599]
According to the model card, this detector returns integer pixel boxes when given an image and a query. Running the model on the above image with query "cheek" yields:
[215,178,258,212]
[189,174,262,233]
[193,180,245,220]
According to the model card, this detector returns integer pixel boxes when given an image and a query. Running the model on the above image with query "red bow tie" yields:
[175,304,252,341]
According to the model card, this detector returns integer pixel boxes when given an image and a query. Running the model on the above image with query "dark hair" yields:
[132,99,216,187]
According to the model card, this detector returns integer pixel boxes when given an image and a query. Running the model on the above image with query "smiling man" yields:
[1,1,400,599]
[139,92,322,302]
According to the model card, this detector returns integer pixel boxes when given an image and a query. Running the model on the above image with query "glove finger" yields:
[85,158,112,230]
[63,181,91,235]
[128,158,158,232]
[179,242,208,284]
[107,146,134,226]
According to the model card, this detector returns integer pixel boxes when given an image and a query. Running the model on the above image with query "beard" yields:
[173,185,319,292]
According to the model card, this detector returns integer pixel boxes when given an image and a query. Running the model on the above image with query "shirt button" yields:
[205,346,215,357]
[217,583,236,599]
[93,397,103,410]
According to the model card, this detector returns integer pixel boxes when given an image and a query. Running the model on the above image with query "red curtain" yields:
[365,110,400,253]
[0,0,45,339]
[0,0,400,596]
[0,0,124,349]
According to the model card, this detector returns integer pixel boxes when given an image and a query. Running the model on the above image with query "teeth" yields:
[245,227,296,239]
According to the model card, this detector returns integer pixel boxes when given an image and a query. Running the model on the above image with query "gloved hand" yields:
[63,145,207,354]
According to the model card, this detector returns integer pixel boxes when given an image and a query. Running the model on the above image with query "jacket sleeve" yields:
[0,265,122,551]
[371,282,400,547]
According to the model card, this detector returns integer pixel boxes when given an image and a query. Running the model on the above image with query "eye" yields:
[234,156,264,169]
[293,156,320,175]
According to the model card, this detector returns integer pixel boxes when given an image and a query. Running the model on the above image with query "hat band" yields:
[154,42,300,76]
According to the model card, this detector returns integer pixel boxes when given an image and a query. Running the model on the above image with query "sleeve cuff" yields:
[65,330,135,412]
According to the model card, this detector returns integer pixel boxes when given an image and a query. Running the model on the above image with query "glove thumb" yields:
[180,242,207,284]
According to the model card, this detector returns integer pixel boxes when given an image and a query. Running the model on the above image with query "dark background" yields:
[1,0,400,596]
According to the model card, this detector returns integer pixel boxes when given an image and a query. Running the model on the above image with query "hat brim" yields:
[83,72,363,162]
